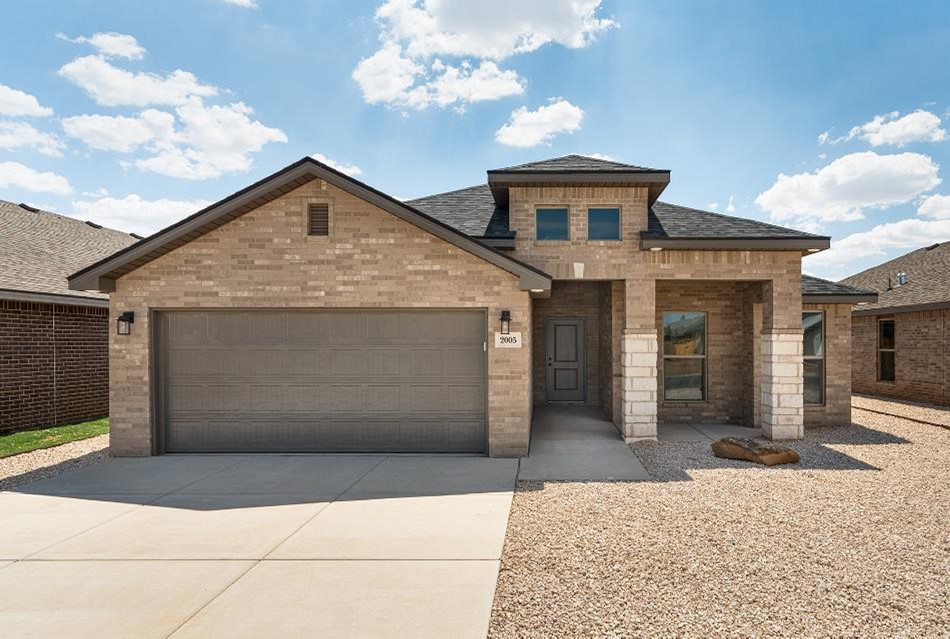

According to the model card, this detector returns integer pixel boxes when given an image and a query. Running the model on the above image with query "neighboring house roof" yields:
[801,274,878,304]
[840,241,950,314]
[68,157,552,294]
[0,199,138,306]
[642,202,830,250]
[489,154,663,173]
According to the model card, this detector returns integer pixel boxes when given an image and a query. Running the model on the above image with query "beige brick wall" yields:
[852,310,949,406]
[804,303,853,426]
[108,179,533,457]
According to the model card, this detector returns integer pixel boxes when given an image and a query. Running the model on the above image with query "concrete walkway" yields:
[0,455,517,638]
[657,422,762,442]
[518,406,651,481]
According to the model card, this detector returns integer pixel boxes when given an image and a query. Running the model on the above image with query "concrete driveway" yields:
[0,454,517,638]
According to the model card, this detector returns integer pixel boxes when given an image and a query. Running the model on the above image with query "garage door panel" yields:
[162,310,486,453]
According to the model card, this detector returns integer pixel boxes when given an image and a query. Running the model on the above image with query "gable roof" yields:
[0,199,137,306]
[67,157,552,294]
[641,201,830,250]
[801,274,877,304]
[489,154,663,173]
[841,241,950,314]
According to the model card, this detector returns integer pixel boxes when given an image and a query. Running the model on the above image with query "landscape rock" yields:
[710,437,800,466]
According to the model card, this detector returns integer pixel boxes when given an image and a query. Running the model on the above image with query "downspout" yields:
[52,304,58,426]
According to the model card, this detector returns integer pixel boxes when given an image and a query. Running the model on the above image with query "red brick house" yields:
[842,241,950,406]
[0,200,137,432]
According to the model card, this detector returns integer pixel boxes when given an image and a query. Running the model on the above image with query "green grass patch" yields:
[0,418,109,459]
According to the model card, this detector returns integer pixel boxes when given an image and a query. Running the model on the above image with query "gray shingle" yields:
[646,201,826,240]
[801,274,876,298]
[840,241,950,311]
[407,184,511,237]
[0,200,137,300]
[489,154,662,173]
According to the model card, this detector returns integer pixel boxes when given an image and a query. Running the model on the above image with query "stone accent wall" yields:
[0,300,109,432]
[804,303,853,426]
[852,310,950,406]
[108,178,533,457]
[761,332,804,439]
[621,332,658,439]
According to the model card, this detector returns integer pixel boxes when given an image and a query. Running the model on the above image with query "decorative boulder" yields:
[711,437,800,466]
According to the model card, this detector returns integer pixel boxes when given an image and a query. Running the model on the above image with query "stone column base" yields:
[621,332,658,439]
[761,332,804,440]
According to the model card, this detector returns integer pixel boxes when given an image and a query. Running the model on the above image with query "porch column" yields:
[621,278,658,440]
[760,278,804,439]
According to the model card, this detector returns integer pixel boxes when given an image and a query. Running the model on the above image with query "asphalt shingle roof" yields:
[0,199,137,300]
[801,274,876,298]
[840,241,950,311]
[489,154,663,173]
[407,184,510,237]
[646,201,827,240]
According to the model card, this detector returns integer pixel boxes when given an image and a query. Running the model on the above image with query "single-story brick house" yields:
[0,199,138,433]
[841,241,949,406]
[68,155,876,457]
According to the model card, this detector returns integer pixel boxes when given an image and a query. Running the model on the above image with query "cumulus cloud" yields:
[0,121,66,156]
[495,98,583,147]
[725,195,736,213]
[59,55,218,107]
[917,193,950,219]
[584,152,617,161]
[755,151,941,229]
[820,110,947,147]
[220,0,257,6]
[70,194,213,236]
[0,161,72,194]
[57,32,146,60]
[352,0,615,110]
[61,109,177,152]
[707,202,719,211]
[310,153,363,176]
[0,83,53,117]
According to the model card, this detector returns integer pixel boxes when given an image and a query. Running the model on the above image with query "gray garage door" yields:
[158,310,487,453]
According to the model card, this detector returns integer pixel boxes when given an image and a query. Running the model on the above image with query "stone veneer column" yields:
[760,279,804,440]
[621,278,658,440]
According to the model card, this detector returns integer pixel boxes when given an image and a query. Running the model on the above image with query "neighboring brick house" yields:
[68,155,875,457]
[841,241,950,406]
[0,200,138,432]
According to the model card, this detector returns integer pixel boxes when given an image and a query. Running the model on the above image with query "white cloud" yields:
[755,151,941,228]
[584,152,616,161]
[353,0,615,110]
[805,217,950,277]
[494,98,583,147]
[59,55,218,107]
[918,193,950,219]
[0,83,53,117]
[0,161,72,194]
[0,121,66,156]
[61,109,177,152]
[310,153,363,176]
[725,195,735,213]
[820,110,947,147]
[220,0,257,6]
[70,194,213,236]
[57,32,146,60]
[707,202,719,211]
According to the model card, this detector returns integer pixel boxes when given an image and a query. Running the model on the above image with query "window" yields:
[878,319,895,381]
[663,311,706,401]
[588,207,621,240]
[802,311,824,404]
[536,207,569,240]
[308,203,329,236]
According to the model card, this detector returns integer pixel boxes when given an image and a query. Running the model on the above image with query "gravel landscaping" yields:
[490,403,950,637]
[0,434,110,492]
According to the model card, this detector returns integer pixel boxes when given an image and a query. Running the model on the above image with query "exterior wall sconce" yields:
[500,310,511,335]
[117,311,135,335]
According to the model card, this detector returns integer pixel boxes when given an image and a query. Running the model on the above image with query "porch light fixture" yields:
[649,246,663,252]
[499,310,511,335]
[117,311,134,335]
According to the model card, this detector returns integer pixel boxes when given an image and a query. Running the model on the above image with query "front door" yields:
[545,318,586,402]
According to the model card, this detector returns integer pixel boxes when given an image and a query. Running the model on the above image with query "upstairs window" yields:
[588,207,621,240]
[536,207,569,240]
[878,319,895,381]
[308,203,329,236]
[663,311,706,401]
[802,311,824,404]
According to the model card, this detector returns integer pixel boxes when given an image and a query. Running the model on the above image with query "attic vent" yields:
[308,203,329,236]
[926,242,941,250]
[85,220,103,229]
[896,272,908,286]
[18,203,39,212]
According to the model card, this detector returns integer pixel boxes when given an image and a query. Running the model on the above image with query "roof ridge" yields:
[0,198,133,237]
[653,200,827,238]
[842,241,950,282]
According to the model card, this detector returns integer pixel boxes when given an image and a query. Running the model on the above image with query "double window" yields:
[535,207,622,240]
[878,319,895,381]
[662,311,706,401]
[802,311,824,405]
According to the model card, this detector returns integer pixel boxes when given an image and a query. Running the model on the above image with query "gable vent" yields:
[308,203,329,236]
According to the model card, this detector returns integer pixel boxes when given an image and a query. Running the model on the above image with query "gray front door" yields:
[158,309,487,454]
[545,318,585,402]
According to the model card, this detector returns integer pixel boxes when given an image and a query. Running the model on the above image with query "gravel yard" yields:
[490,404,950,637]
[0,434,109,492]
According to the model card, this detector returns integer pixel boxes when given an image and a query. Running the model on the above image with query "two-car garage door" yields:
[158,310,487,454]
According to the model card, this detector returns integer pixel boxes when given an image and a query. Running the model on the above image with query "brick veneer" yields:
[0,299,109,432]
[851,310,949,406]
[804,303,853,426]
[108,179,533,457]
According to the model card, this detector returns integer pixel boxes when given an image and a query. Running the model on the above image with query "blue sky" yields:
[2,0,950,280]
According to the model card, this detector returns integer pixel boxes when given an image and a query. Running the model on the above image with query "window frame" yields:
[878,318,896,382]
[802,311,825,405]
[661,311,707,402]
[587,206,622,241]
[535,206,570,241]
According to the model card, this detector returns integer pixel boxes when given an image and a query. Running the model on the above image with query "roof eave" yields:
[803,294,879,304]
[640,236,831,251]
[0,288,110,307]
[487,170,671,207]
[852,300,950,316]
